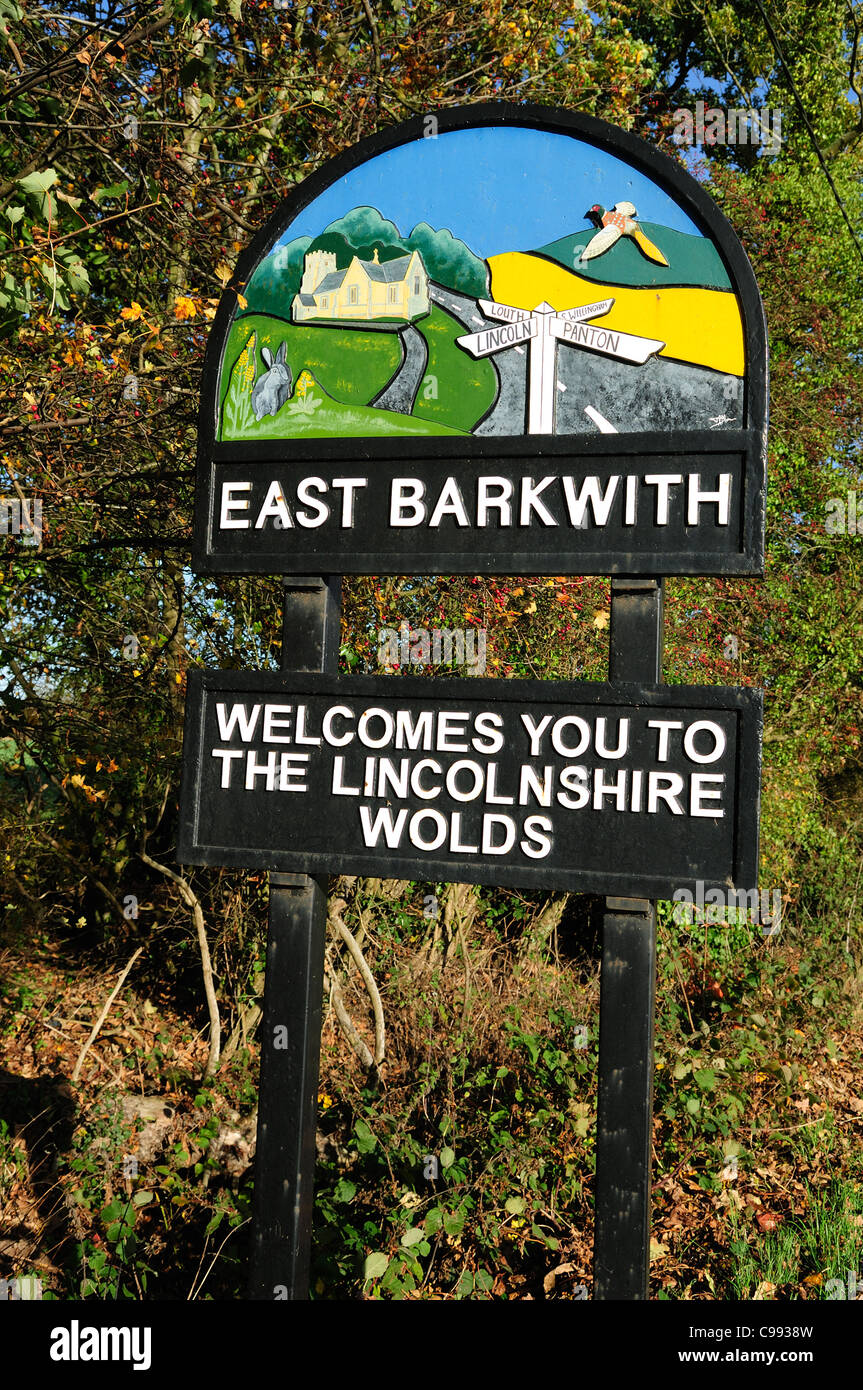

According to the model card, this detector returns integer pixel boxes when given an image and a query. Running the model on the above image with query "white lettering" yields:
[520,712,553,756]
[561,475,619,527]
[648,719,683,761]
[216,702,261,742]
[519,476,557,526]
[429,478,470,528]
[390,478,426,526]
[520,815,553,859]
[647,771,685,814]
[481,814,517,854]
[690,773,725,816]
[360,805,408,847]
[477,476,513,527]
[295,477,329,527]
[683,720,727,764]
[687,472,731,525]
[220,481,251,529]
[644,474,683,524]
[332,477,366,526]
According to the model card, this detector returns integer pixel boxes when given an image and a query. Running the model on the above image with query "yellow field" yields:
[488,252,745,376]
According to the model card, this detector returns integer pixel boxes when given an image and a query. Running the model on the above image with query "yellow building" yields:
[292,247,430,323]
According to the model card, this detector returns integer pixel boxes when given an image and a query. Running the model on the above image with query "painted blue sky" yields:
[275,126,703,256]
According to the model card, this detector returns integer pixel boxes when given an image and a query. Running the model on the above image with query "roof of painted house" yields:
[301,250,425,299]
[357,253,415,283]
[313,269,349,294]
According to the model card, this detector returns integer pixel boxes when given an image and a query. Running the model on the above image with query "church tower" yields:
[300,250,337,295]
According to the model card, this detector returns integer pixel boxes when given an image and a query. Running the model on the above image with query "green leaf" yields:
[333,1178,356,1203]
[504,1195,526,1216]
[5,205,24,225]
[132,1191,153,1207]
[400,1227,425,1248]
[439,1145,455,1169]
[443,1210,465,1236]
[363,1251,389,1281]
[354,1119,376,1153]
[424,1206,443,1235]
[694,1067,716,1091]
[93,181,129,205]
[228,0,242,18]
[454,1269,474,1297]
[62,257,90,295]
[0,0,23,38]
[18,168,58,195]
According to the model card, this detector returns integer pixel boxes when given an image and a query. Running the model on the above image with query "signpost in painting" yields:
[179,104,768,1303]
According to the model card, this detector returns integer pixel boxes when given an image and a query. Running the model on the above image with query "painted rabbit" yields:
[252,341,292,420]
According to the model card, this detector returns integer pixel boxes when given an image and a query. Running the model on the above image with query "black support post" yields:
[593,576,663,1301]
[248,576,341,1301]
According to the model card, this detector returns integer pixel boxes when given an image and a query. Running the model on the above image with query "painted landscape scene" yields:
[218,199,745,442]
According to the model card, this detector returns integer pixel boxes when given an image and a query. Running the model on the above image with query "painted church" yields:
[291,246,430,323]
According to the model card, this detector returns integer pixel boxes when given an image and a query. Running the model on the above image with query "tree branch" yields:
[139,847,221,1078]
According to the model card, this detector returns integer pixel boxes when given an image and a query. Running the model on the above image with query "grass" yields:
[238,383,467,439]
[413,303,497,432]
[219,305,499,440]
[727,1178,863,1298]
[219,312,403,422]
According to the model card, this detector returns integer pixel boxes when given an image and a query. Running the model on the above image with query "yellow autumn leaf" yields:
[120,301,143,321]
[215,262,233,285]
[236,292,248,310]
[173,295,197,320]
[593,609,610,631]
[67,774,107,803]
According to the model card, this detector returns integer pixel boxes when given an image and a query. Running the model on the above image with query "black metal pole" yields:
[248,575,341,1301]
[593,576,663,1301]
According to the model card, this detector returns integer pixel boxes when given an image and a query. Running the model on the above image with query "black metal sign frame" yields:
[192,103,768,578]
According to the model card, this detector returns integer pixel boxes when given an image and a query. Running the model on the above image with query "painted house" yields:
[292,247,430,323]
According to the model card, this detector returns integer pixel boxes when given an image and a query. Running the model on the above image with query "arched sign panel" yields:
[193,103,767,576]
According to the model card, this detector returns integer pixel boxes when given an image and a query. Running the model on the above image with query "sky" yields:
[275,126,704,256]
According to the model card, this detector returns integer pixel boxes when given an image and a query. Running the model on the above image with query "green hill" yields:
[533,223,732,290]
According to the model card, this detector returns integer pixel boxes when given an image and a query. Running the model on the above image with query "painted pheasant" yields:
[579,202,669,266]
